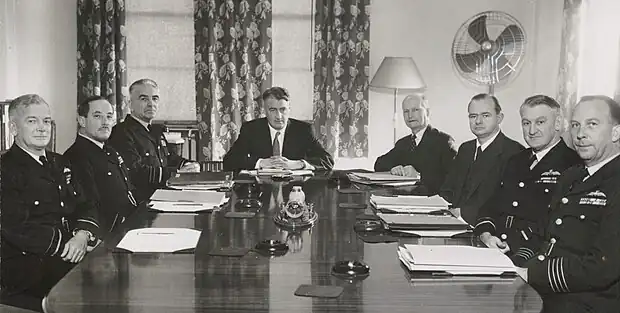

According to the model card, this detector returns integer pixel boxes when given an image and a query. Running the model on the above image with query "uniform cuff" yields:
[527,256,570,293]
[474,219,495,236]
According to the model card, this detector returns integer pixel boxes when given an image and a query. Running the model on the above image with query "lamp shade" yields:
[370,57,426,90]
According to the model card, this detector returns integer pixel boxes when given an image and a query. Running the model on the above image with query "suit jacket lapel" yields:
[282,121,294,156]
[463,133,505,200]
[125,115,157,145]
[9,145,56,182]
[567,155,620,196]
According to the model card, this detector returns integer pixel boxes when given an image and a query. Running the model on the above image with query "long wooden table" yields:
[44,174,542,312]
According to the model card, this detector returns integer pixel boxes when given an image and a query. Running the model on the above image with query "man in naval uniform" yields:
[517,95,620,313]
[474,95,581,266]
[1,94,100,312]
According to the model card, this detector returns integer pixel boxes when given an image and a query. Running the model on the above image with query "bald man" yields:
[374,94,456,195]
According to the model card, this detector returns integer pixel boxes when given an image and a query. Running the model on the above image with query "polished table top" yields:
[45,174,542,313]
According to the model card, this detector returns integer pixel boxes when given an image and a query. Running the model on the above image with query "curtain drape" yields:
[77,0,128,121]
[194,0,273,162]
[313,0,370,158]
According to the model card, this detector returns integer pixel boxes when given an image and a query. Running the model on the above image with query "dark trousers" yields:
[1,253,74,312]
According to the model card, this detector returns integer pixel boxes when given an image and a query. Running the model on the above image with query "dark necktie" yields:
[147,124,153,133]
[528,151,537,169]
[474,146,482,162]
[273,132,281,157]
[39,155,50,168]
[411,134,417,149]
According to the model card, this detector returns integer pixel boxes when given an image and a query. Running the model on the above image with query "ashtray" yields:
[331,260,370,279]
[255,239,289,256]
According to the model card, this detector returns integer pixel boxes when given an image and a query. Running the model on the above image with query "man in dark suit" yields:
[474,95,582,266]
[374,93,456,195]
[223,87,334,171]
[64,96,138,236]
[1,94,101,312]
[439,93,524,224]
[107,79,200,202]
[516,95,620,313]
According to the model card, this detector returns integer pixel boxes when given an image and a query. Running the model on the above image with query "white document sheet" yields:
[149,197,229,213]
[240,169,314,176]
[348,171,420,181]
[116,228,202,253]
[150,189,226,203]
[394,229,471,237]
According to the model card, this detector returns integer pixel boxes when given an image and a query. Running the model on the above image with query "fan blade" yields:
[468,15,490,45]
[491,55,514,82]
[455,50,486,73]
[495,24,524,56]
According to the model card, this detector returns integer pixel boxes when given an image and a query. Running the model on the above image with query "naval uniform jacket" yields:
[1,145,100,293]
[474,139,582,266]
[523,155,620,313]
[107,115,189,202]
[64,135,138,235]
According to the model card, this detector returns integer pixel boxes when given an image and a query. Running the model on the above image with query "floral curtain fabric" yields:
[313,0,370,158]
[556,0,582,146]
[194,0,273,161]
[77,0,128,121]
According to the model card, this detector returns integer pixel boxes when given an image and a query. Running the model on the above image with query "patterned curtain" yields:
[194,0,273,162]
[313,0,370,158]
[77,0,128,121]
[556,0,583,147]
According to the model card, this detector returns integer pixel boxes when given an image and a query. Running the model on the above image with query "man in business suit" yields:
[107,78,200,202]
[474,95,581,266]
[1,94,100,312]
[223,86,334,171]
[64,96,138,236]
[516,95,620,313]
[439,93,524,224]
[374,93,456,195]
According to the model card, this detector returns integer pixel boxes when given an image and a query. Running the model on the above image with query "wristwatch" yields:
[73,229,98,246]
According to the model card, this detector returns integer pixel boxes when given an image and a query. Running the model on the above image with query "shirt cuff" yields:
[301,160,315,170]
[255,159,263,169]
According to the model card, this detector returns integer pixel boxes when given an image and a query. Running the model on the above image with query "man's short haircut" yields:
[402,93,428,110]
[129,78,159,93]
[262,86,290,102]
[578,95,620,125]
[9,94,49,118]
[78,95,111,117]
[469,93,502,114]
[521,94,561,110]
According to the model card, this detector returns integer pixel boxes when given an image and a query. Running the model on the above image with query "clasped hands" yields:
[178,161,201,173]
[390,165,418,177]
[61,230,101,263]
[259,156,304,170]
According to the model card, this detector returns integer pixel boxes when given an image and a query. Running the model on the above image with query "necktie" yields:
[411,134,417,149]
[474,146,482,161]
[528,152,538,170]
[147,124,153,133]
[272,132,281,157]
[39,155,50,168]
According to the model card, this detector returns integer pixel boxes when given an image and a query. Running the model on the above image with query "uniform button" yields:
[580,214,586,220]
[73,191,77,195]
[107,152,111,155]
[500,234,507,240]
[561,197,568,204]
[107,172,112,176]
[512,201,518,207]
[145,153,150,156]
[58,185,62,190]
[550,238,557,244]
[518,182,524,187]
[544,189,549,193]
[34,200,39,205]
[555,218,562,225]
[60,201,65,207]
[124,177,128,181]
[537,255,545,261]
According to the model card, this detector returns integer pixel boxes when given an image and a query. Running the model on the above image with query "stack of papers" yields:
[116,228,201,253]
[240,168,314,176]
[377,213,471,237]
[370,195,450,213]
[168,172,233,191]
[347,172,419,187]
[149,189,229,213]
[397,244,516,276]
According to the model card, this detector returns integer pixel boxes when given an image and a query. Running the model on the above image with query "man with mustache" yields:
[374,93,456,195]
[1,94,100,311]
[474,95,581,266]
[107,78,201,202]
[517,95,620,313]
[223,86,334,171]
[64,96,138,235]
[439,93,524,224]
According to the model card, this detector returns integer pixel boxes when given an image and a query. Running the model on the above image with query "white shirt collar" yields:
[533,139,561,163]
[17,144,46,165]
[79,133,104,149]
[130,114,150,131]
[476,129,500,152]
[268,121,287,152]
[412,125,427,145]
[586,153,620,177]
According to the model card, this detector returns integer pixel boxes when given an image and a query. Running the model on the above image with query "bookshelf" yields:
[0,100,56,152]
